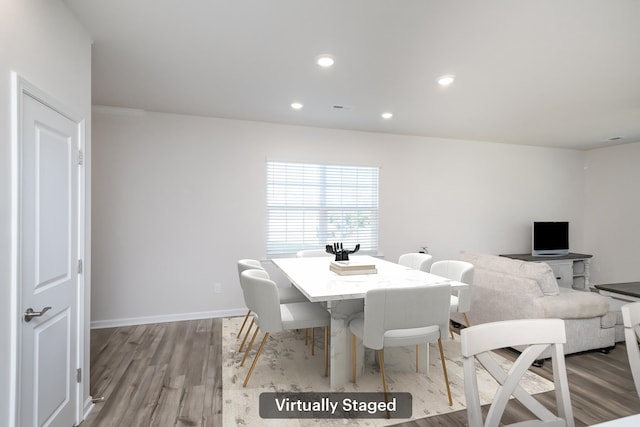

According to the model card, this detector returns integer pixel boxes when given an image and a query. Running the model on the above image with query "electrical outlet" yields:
[214,283,222,293]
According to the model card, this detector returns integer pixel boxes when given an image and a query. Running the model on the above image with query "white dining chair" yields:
[621,302,640,400]
[349,283,453,406]
[461,318,574,427]
[239,269,330,387]
[398,252,434,272]
[430,260,474,338]
[236,259,306,352]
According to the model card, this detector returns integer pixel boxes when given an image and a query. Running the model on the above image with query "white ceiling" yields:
[64,0,640,150]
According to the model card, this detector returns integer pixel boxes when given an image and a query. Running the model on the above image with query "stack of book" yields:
[329,260,377,275]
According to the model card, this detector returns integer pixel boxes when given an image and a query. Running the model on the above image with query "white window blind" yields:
[266,161,379,257]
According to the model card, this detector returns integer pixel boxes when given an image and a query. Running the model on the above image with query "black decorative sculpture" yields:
[325,242,360,261]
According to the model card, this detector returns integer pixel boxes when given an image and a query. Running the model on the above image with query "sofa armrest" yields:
[533,289,610,319]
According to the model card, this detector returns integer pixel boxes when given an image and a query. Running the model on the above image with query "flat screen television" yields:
[531,221,569,256]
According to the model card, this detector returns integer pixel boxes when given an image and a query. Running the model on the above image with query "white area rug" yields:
[222,316,554,426]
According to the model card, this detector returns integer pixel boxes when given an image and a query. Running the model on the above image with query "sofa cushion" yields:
[460,251,560,296]
[533,288,610,319]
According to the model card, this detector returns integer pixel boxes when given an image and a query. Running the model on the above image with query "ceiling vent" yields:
[332,104,354,111]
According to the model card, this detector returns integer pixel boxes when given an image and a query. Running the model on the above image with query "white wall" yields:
[0,0,92,424]
[584,141,640,284]
[91,109,587,326]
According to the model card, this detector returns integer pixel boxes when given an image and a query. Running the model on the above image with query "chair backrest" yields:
[398,253,433,272]
[362,283,451,350]
[237,259,268,311]
[240,269,283,333]
[296,249,330,257]
[430,260,474,284]
[461,318,574,427]
[622,302,640,400]
[237,259,265,275]
[431,260,474,312]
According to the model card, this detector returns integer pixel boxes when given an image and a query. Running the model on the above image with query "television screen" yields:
[532,221,569,256]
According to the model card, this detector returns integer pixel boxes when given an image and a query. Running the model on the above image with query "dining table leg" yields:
[326,299,364,390]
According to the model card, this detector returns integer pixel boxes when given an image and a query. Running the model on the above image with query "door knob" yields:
[24,306,52,322]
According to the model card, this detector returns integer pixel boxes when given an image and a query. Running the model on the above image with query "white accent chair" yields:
[621,302,640,400]
[239,269,330,387]
[461,318,574,427]
[348,283,453,406]
[430,260,474,337]
[236,259,306,351]
[398,252,434,272]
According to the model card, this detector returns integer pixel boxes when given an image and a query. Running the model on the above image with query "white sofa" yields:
[452,252,616,357]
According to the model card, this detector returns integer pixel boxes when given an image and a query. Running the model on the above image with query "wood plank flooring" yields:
[81,318,640,426]
[81,319,221,426]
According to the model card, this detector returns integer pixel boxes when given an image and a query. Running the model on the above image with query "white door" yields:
[18,88,81,426]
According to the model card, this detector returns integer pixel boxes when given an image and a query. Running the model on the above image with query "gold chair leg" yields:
[241,326,260,367]
[449,325,455,340]
[238,318,254,353]
[237,310,251,339]
[462,312,471,327]
[243,332,269,387]
[437,338,453,406]
[416,344,419,372]
[311,328,316,356]
[324,326,329,377]
[352,333,357,383]
[378,349,391,419]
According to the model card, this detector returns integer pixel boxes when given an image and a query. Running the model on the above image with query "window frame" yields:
[265,160,380,258]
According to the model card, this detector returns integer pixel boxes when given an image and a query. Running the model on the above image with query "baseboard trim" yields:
[81,398,94,425]
[90,308,246,329]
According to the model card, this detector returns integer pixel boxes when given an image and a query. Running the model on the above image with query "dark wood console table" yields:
[594,282,640,301]
[500,253,593,289]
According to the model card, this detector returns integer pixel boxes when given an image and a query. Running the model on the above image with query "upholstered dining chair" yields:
[621,302,640,400]
[398,252,434,272]
[236,259,306,352]
[239,269,330,387]
[348,283,453,406]
[461,318,574,427]
[430,260,474,338]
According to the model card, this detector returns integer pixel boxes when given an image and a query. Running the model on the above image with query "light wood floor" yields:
[81,318,640,426]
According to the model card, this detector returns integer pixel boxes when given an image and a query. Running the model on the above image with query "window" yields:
[266,161,379,257]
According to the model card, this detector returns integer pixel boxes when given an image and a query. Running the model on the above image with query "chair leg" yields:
[462,312,471,327]
[437,338,453,406]
[449,325,455,340]
[416,344,419,372]
[311,328,316,355]
[305,328,308,346]
[352,333,357,383]
[243,332,269,387]
[241,325,260,367]
[237,309,251,339]
[378,349,391,419]
[324,326,329,377]
[238,318,254,353]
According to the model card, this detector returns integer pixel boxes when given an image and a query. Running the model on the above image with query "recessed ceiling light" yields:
[316,55,335,68]
[381,112,393,119]
[437,74,455,86]
[291,102,303,110]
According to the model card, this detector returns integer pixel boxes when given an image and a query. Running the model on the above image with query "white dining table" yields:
[272,255,469,389]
